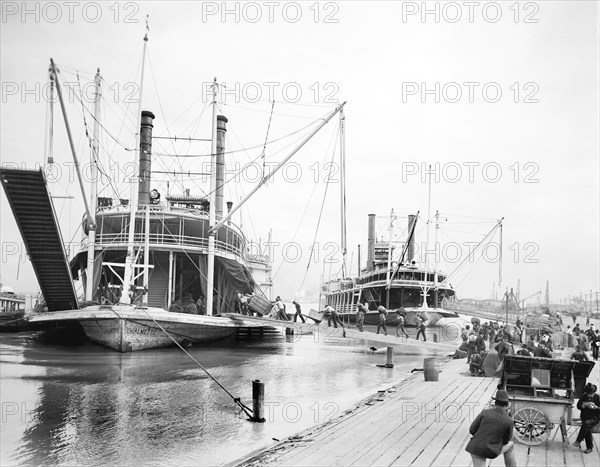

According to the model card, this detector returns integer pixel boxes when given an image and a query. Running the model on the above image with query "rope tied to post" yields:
[108,306,255,419]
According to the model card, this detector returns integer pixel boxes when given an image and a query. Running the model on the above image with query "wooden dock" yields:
[237,358,600,467]
[226,314,457,353]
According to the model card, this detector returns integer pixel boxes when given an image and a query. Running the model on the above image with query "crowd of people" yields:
[458,317,599,379]
[565,322,599,360]
[464,316,600,463]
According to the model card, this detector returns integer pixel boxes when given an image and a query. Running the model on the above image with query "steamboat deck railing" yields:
[80,232,251,265]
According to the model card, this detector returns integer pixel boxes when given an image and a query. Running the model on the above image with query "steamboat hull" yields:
[28,306,258,352]
[80,319,236,352]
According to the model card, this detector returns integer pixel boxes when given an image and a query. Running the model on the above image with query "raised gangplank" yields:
[237,358,600,467]
[0,168,77,311]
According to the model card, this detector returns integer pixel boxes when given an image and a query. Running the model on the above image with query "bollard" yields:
[385,346,394,368]
[432,333,438,343]
[251,379,266,422]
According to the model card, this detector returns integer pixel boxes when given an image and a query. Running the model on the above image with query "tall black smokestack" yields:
[216,115,228,218]
[407,214,416,263]
[138,110,156,206]
[367,214,376,271]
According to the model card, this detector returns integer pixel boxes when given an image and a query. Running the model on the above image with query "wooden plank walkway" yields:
[227,314,457,353]
[237,358,600,467]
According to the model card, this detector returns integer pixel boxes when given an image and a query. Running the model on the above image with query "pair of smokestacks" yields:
[366,214,416,272]
[137,111,229,218]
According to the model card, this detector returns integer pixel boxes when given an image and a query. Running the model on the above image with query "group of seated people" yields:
[168,297,205,314]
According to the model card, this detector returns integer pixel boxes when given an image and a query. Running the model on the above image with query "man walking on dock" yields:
[465,389,516,467]
[395,309,409,338]
[376,306,388,335]
[356,303,367,332]
[292,301,305,323]
[415,317,426,341]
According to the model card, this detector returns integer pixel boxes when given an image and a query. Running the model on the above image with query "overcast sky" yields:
[1,1,598,305]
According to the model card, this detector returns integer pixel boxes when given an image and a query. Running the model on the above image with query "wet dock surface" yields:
[238,358,600,467]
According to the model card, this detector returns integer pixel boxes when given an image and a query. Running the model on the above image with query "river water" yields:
[0,319,461,466]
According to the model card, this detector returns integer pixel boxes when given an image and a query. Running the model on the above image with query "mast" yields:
[422,164,433,308]
[85,69,101,301]
[385,209,395,309]
[499,218,503,287]
[121,24,149,304]
[339,109,347,278]
[45,66,55,164]
[433,210,439,308]
[206,78,219,316]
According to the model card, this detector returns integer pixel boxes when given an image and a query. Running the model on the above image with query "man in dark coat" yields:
[465,390,516,467]
[292,301,305,323]
[476,331,487,353]
[591,329,600,361]
[574,383,600,453]
[532,343,552,358]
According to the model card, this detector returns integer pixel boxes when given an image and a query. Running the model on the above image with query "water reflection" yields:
[1,326,456,466]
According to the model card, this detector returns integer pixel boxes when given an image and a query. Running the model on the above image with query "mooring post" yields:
[251,379,266,422]
[386,346,394,368]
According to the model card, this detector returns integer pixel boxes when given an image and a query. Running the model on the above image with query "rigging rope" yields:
[0,317,28,327]
[270,117,340,283]
[294,131,339,296]
[261,100,275,178]
[138,308,254,418]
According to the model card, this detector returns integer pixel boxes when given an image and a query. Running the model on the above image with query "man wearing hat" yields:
[574,383,600,454]
[465,389,516,467]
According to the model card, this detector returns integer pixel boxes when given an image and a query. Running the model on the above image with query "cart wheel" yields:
[513,407,551,445]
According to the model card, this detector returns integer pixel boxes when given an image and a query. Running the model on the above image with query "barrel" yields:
[424,358,441,381]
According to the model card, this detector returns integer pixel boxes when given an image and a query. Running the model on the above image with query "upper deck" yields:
[80,203,261,266]
[322,265,453,294]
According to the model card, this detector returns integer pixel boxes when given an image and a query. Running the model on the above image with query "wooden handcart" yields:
[499,355,596,445]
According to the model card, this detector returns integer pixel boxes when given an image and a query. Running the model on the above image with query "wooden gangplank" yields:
[0,168,78,311]
[223,314,457,352]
